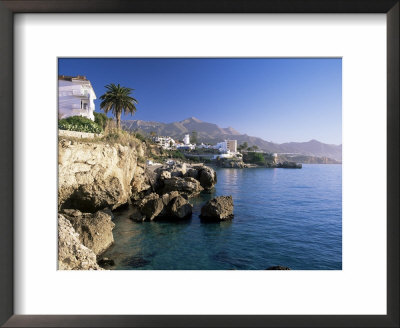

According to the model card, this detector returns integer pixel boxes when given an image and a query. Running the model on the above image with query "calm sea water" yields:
[103,164,342,270]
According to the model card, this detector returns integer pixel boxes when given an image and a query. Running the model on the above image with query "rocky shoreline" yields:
[58,138,230,270]
[216,158,302,169]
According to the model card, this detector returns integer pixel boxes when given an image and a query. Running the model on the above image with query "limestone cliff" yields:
[58,214,102,270]
[58,139,146,212]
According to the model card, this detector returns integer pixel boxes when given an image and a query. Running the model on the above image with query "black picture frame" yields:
[0,0,398,327]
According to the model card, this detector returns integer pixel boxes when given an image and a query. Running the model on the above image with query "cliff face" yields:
[58,214,102,270]
[58,139,145,212]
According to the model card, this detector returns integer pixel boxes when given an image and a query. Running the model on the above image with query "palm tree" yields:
[100,83,138,129]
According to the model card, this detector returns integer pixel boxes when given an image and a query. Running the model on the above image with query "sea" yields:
[102,164,342,270]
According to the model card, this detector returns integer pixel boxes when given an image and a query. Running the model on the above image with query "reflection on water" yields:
[102,165,342,270]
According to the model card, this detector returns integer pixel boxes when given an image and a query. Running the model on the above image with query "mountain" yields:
[121,117,342,161]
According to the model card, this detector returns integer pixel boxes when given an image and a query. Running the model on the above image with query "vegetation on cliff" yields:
[58,115,103,134]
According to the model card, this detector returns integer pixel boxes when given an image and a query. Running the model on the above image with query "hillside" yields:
[121,117,342,161]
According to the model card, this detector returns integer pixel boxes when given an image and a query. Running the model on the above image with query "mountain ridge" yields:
[121,117,342,161]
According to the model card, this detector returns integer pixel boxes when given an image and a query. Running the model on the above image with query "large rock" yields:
[184,167,199,179]
[198,166,217,190]
[200,196,234,221]
[167,195,193,219]
[58,214,102,270]
[139,193,164,220]
[59,139,144,212]
[62,209,115,255]
[133,191,192,221]
[162,177,203,196]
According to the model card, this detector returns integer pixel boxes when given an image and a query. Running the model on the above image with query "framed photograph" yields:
[1,0,398,327]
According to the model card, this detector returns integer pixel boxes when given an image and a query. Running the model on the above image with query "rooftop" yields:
[58,75,89,82]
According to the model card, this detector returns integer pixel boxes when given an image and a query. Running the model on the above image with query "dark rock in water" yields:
[200,196,234,221]
[123,255,151,268]
[130,206,146,222]
[135,191,193,221]
[266,265,291,270]
[184,167,199,179]
[97,257,115,268]
[167,195,193,219]
[277,161,302,169]
[139,193,164,220]
[198,166,217,190]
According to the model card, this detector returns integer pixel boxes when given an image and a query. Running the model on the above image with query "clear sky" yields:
[59,58,342,145]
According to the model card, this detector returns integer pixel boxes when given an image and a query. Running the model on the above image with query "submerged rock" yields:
[58,214,102,270]
[62,209,115,255]
[97,257,115,268]
[200,196,234,221]
[266,266,291,270]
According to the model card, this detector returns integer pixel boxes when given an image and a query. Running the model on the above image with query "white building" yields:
[213,140,238,153]
[214,141,228,153]
[154,136,175,150]
[183,134,190,145]
[196,143,211,149]
[176,143,195,151]
[58,75,97,121]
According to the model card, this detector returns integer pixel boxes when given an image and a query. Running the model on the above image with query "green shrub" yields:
[94,112,109,130]
[59,116,102,134]
[134,132,146,142]
[243,152,267,166]
[166,150,185,160]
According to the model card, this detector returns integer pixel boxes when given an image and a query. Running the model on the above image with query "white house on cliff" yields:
[58,75,96,121]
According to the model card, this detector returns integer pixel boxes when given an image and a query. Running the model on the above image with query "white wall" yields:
[58,80,96,121]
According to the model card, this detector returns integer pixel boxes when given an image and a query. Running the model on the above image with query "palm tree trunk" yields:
[117,115,121,130]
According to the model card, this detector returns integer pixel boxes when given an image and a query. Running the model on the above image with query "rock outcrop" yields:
[161,177,203,196]
[138,193,165,221]
[217,159,246,168]
[200,196,234,221]
[167,195,193,219]
[62,209,115,255]
[276,161,302,169]
[132,192,192,221]
[58,139,143,212]
[58,214,102,270]
[154,163,217,194]
[131,164,151,200]
[197,166,217,190]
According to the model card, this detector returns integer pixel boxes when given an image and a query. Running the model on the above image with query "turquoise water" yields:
[103,165,342,270]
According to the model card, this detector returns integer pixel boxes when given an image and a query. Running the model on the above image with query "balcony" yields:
[72,89,90,97]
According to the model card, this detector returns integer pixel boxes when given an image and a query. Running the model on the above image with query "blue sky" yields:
[59,58,342,145]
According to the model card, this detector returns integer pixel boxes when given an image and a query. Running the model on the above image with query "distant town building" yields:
[176,144,195,151]
[213,140,238,153]
[153,136,175,149]
[196,143,211,149]
[226,140,237,153]
[213,141,228,152]
[183,134,190,145]
[58,75,96,121]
